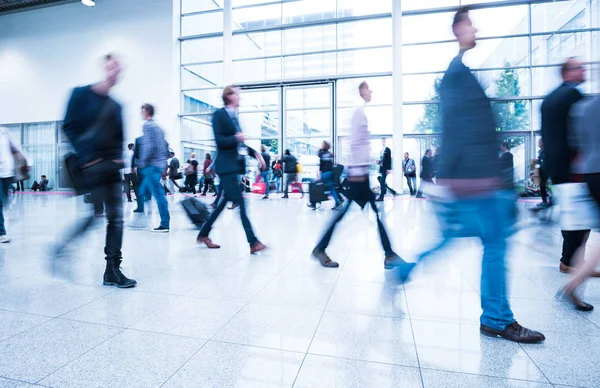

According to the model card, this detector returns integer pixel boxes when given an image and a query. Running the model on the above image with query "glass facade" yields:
[179,0,599,186]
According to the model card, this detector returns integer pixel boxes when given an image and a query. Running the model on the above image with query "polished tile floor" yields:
[0,192,598,387]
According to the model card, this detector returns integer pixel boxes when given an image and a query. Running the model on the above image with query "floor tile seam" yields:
[32,324,127,386]
[418,366,554,385]
[158,340,212,388]
[304,350,420,369]
[401,282,426,388]
[0,313,55,345]
[515,342,554,386]
[291,247,350,388]
[207,338,307,355]
[323,307,407,320]
[0,374,39,386]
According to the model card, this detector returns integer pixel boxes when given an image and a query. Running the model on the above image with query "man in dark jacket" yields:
[196,85,267,254]
[281,149,302,198]
[541,57,598,276]
[396,7,544,344]
[499,142,514,189]
[415,149,434,198]
[58,54,136,288]
[377,138,397,201]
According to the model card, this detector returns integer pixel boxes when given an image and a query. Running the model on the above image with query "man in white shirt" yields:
[311,81,404,269]
[0,127,16,243]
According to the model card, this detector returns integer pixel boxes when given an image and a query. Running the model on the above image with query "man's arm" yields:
[213,110,238,149]
[62,88,83,145]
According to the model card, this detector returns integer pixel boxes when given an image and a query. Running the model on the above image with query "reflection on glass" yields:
[233,30,282,60]
[233,57,282,84]
[182,12,224,36]
[233,3,282,30]
[492,100,530,132]
[182,0,223,14]
[531,2,587,33]
[182,37,224,64]
[283,52,336,79]
[285,87,330,110]
[182,89,223,114]
[464,37,529,70]
[239,90,279,112]
[182,64,223,89]
[182,117,214,142]
[338,18,392,49]
[239,112,279,139]
[337,47,392,75]
[283,0,336,24]
[283,24,336,55]
[286,109,331,137]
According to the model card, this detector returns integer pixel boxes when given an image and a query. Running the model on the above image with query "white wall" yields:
[0,0,179,147]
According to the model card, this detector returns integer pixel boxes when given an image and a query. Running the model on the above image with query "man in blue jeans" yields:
[135,103,170,233]
[393,7,544,344]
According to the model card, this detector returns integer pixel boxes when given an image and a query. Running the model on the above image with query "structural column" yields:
[223,0,233,85]
[392,0,404,193]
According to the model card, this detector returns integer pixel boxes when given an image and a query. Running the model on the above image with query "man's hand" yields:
[348,175,367,182]
[386,170,392,175]
[235,132,245,142]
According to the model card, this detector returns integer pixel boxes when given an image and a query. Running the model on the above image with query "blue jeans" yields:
[0,178,11,236]
[320,171,340,203]
[138,167,170,228]
[417,190,515,330]
[260,171,270,195]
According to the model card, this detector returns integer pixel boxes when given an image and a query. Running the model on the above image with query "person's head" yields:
[41,175,46,179]
[141,103,155,120]
[285,149,291,156]
[501,142,510,153]
[321,141,331,151]
[561,57,586,84]
[538,138,544,149]
[205,153,211,160]
[169,151,175,158]
[261,145,267,153]
[222,85,240,108]
[128,143,134,150]
[530,172,534,178]
[404,152,409,159]
[381,138,387,147]
[452,7,477,51]
[103,54,122,88]
[190,152,196,159]
[425,149,432,157]
[359,81,372,103]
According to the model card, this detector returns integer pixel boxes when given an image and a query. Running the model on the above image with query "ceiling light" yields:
[82,0,95,6]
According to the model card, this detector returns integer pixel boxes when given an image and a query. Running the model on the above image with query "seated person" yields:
[520,172,540,197]
[39,175,49,191]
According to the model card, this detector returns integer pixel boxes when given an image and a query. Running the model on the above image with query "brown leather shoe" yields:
[480,321,545,344]
[250,241,267,254]
[312,249,339,268]
[197,237,220,249]
[560,262,600,277]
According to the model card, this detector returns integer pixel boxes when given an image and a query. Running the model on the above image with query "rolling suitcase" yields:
[309,181,329,203]
[181,197,211,228]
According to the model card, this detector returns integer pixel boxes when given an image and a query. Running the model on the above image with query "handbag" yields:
[184,163,196,176]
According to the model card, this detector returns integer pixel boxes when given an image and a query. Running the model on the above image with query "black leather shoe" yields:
[480,321,545,343]
[312,249,339,268]
[384,253,406,269]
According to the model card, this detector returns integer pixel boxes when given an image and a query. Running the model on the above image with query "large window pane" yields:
[285,87,330,110]
[337,0,391,17]
[402,13,455,45]
[403,74,441,103]
[403,104,442,134]
[283,24,336,55]
[477,67,531,98]
[182,64,223,89]
[531,1,588,33]
[22,144,55,188]
[181,117,214,142]
[283,52,336,79]
[337,47,392,75]
[337,106,392,136]
[338,18,392,50]
[239,111,279,139]
[337,76,392,107]
[465,36,529,69]
[182,11,224,36]
[283,0,336,24]
[239,89,279,112]
[233,30,282,60]
[234,57,282,83]
[24,122,55,144]
[286,109,331,137]
[491,100,530,132]
[286,137,328,180]
[182,37,224,64]
[182,89,223,114]
[532,64,593,96]
[534,31,591,65]
[233,3,282,30]
[182,0,223,14]
[402,42,456,73]
[5,124,21,145]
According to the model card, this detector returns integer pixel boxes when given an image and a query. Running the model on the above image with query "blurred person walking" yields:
[184,152,199,195]
[308,141,343,210]
[281,149,302,198]
[377,138,397,200]
[122,142,136,202]
[135,103,171,233]
[196,85,267,254]
[541,57,598,276]
[167,151,181,195]
[259,145,271,199]
[311,81,403,269]
[272,155,283,193]
[416,148,434,198]
[0,127,28,243]
[201,153,215,196]
[536,139,551,207]
[402,152,417,196]
[59,54,136,288]
[499,142,514,189]
[395,8,544,343]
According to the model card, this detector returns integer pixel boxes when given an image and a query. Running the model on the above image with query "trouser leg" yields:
[103,182,124,261]
[315,199,353,251]
[368,198,394,256]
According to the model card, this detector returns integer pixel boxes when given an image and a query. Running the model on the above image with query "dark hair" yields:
[141,103,155,117]
[169,151,175,157]
[205,153,212,160]
[322,141,331,151]
[358,81,368,92]
[452,6,471,27]
[502,142,510,150]
[425,148,432,154]
[105,53,115,62]
[41,175,46,178]
[561,57,578,78]
[127,143,134,150]
[284,149,291,156]
[222,85,239,105]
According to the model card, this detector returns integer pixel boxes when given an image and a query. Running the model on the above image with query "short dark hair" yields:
[222,85,239,105]
[105,53,114,62]
[41,175,46,178]
[141,103,155,117]
[358,81,368,93]
[169,151,175,157]
[425,148,432,154]
[285,149,291,156]
[502,142,510,150]
[205,153,212,160]
[322,141,331,151]
[561,57,578,78]
[128,143,134,150]
[453,6,471,27]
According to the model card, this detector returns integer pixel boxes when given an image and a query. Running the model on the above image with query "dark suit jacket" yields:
[438,55,500,180]
[499,151,514,187]
[212,108,255,175]
[380,147,392,173]
[541,83,582,182]
[420,155,433,179]
[132,137,142,170]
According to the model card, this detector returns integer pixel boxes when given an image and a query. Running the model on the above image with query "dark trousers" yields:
[0,178,11,236]
[416,177,434,197]
[15,181,24,191]
[284,173,301,196]
[202,176,215,195]
[186,175,197,194]
[315,179,393,256]
[123,173,137,201]
[57,181,123,261]
[199,173,258,245]
[378,172,397,199]
[552,175,589,267]
[539,169,549,203]
[405,173,416,194]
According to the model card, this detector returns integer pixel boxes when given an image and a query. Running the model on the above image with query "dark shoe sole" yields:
[103,281,137,288]
[479,328,545,344]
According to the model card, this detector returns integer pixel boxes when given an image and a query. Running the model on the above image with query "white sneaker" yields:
[0,235,11,243]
